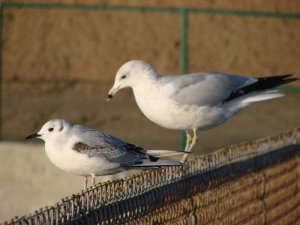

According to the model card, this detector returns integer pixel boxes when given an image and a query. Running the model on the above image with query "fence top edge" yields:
[2,124,300,225]
[1,2,300,19]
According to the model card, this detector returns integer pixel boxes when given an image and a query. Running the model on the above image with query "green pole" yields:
[180,8,188,151]
[0,3,3,140]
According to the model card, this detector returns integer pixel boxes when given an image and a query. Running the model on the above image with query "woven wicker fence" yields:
[3,126,300,225]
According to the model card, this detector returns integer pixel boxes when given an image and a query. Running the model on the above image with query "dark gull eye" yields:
[48,128,54,132]
[120,74,127,80]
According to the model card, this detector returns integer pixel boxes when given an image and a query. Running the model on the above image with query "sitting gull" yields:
[26,119,182,190]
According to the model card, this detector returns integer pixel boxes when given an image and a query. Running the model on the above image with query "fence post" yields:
[180,8,188,151]
[0,2,3,140]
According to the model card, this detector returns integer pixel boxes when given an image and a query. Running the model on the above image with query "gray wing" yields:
[161,72,257,106]
[72,126,150,165]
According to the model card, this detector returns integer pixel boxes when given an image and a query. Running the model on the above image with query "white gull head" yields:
[107,60,158,101]
[26,119,72,142]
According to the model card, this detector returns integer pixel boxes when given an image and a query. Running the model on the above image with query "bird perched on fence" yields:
[107,60,298,154]
[26,119,182,190]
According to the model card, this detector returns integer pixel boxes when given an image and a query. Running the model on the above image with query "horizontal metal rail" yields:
[2,2,300,20]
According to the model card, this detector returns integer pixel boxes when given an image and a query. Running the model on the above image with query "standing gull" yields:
[107,60,298,153]
[26,119,182,190]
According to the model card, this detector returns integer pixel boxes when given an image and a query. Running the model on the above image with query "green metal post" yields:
[180,8,188,151]
[0,3,3,140]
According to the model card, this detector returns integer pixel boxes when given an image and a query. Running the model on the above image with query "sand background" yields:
[1,0,300,222]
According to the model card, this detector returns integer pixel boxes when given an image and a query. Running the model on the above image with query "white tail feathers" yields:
[146,149,185,157]
[225,90,285,115]
[241,91,284,104]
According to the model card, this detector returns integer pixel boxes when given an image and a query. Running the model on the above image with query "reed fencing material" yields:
[2,125,300,225]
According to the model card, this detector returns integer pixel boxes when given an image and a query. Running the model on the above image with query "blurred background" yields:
[0,0,300,222]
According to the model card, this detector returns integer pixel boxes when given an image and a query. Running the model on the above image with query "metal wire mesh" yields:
[2,125,300,225]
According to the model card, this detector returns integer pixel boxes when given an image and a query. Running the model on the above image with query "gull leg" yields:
[180,152,189,163]
[83,176,88,190]
[187,129,198,152]
[91,174,96,186]
[184,130,192,152]
[181,130,193,163]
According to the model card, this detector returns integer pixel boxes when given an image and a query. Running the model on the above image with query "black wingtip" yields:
[282,77,298,84]
[224,74,298,102]
[149,155,159,162]
[256,74,298,87]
